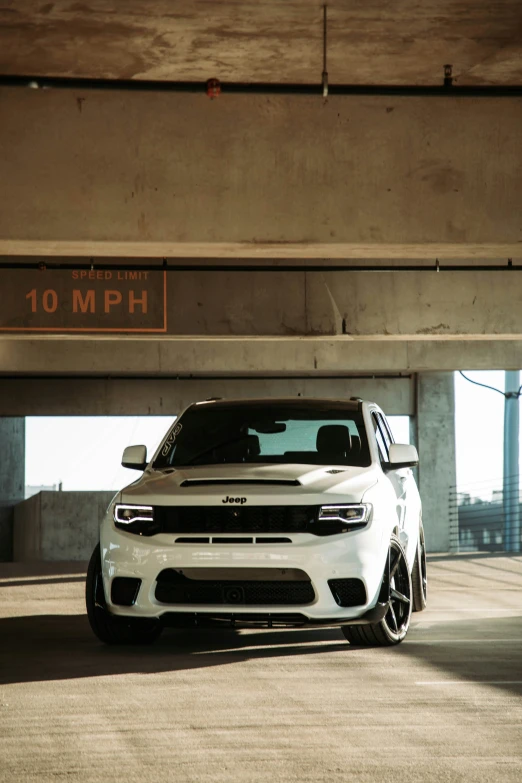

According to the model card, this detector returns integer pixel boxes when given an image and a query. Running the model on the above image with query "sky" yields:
[24,371,517,499]
[25,416,175,495]
[454,370,509,499]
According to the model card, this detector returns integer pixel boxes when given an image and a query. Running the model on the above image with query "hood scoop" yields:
[180,478,301,487]
[326,469,347,475]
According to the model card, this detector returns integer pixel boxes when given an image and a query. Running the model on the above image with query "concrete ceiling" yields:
[1,0,521,86]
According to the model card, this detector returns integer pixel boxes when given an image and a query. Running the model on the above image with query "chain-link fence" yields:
[449,475,521,553]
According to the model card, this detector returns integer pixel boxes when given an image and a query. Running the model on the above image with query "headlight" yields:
[114,504,153,524]
[114,504,158,536]
[316,503,371,535]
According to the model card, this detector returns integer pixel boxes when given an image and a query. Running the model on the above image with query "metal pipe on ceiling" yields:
[1,74,522,97]
[0,261,520,273]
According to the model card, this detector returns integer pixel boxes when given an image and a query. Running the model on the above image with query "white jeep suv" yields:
[86,398,427,646]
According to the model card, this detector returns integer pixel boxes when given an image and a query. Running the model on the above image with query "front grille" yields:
[328,578,366,607]
[155,571,315,606]
[154,505,317,535]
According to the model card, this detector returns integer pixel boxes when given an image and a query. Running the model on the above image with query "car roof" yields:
[190,397,365,412]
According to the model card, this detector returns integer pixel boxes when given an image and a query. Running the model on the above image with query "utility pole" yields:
[503,371,520,553]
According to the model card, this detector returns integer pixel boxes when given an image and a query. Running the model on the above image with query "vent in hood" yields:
[180,479,301,487]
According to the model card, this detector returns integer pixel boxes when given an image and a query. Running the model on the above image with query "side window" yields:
[372,413,389,463]
[377,413,393,454]
[379,413,395,445]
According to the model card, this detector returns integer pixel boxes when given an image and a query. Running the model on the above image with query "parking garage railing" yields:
[449,475,521,554]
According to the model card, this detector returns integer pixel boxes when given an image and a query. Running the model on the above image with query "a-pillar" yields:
[416,373,457,553]
[0,418,25,561]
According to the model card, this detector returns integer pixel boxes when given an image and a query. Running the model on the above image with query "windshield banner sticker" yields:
[161,422,183,457]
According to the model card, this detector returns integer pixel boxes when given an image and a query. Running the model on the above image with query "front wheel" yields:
[342,535,412,647]
[86,544,163,645]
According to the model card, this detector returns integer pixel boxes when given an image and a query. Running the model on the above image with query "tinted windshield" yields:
[153,403,371,468]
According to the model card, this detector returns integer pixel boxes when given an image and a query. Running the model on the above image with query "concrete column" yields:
[416,373,457,553]
[0,418,25,561]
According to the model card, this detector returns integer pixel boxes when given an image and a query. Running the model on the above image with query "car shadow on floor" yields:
[0,576,87,588]
[0,613,348,685]
[2,612,521,697]
[400,613,522,697]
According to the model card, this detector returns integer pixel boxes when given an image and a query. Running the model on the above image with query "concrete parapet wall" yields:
[13,491,115,561]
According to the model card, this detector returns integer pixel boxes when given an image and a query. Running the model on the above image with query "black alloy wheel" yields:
[86,544,163,645]
[341,534,412,646]
[412,521,428,612]
[383,536,413,638]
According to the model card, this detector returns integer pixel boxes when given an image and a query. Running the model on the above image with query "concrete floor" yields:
[0,555,521,783]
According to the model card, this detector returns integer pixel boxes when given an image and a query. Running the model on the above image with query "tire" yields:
[411,521,428,612]
[341,534,413,647]
[86,544,163,645]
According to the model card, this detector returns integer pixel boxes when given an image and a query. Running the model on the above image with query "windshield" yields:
[153,402,371,468]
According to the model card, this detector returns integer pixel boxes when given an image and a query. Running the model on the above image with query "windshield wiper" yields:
[179,434,251,467]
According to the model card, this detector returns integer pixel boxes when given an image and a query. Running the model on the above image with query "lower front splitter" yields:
[158,602,388,628]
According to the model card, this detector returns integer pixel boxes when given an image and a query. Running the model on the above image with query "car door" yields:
[371,410,407,534]
[376,411,420,565]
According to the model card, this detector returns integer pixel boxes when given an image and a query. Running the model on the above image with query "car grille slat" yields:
[154,505,316,535]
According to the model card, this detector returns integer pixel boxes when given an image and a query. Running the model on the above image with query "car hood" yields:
[121,462,379,506]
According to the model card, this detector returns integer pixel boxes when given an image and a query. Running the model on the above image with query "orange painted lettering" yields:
[104,290,122,312]
[73,289,95,313]
[129,290,148,314]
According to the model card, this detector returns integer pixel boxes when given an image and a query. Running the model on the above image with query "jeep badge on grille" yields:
[222,496,247,504]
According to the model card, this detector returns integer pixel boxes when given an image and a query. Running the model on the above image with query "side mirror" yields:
[122,444,148,471]
[387,443,419,470]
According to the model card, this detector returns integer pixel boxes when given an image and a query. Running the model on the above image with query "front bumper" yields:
[100,520,388,625]
[157,603,389,629]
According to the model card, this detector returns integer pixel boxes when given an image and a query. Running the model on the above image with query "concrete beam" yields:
[1,336,521,375]
[0,376,414,416]
[2,265,522,337]
[1,242,519,260]
[1,90,521,258]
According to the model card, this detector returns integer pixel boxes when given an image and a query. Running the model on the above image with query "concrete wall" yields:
[13,491,114,561]
[0,417,25,561]
[1,90,521,259]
